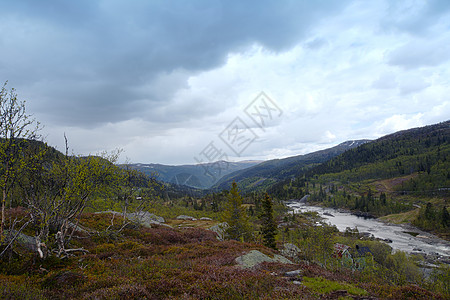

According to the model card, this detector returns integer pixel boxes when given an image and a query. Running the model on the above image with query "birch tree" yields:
[0,82,40,238]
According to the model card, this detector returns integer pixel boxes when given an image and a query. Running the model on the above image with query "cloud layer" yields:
[0,0,449,164]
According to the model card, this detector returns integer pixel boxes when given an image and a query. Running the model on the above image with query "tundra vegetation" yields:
[0,83,448,299]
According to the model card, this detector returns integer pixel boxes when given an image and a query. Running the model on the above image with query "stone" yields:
[200,217,212,221]
[285,269,302,277]
[5,229,37,252]
[280,243,301,260]
[95,211,167,228]
[176,215,197,221]
[235,250,293,269]
[208,222,229,241]
[128,212,165,226]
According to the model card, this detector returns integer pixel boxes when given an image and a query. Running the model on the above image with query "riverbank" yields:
[286,200,450,259]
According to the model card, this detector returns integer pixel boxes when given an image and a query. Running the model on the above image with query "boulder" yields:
[200,217,212,221]
[4,229,37,252]
[208,222,229,241]
[235,250,293,269]
[176,215,197,221]
[95,211,167,227]
[127,212,165,226]
[280,243,301,261]
[285,269,302,277]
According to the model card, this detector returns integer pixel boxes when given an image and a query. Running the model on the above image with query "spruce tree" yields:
[222,181,250,241]
[441,206,449,228]
[260,193,277,249]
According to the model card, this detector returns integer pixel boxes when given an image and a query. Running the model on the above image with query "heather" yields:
[1,209,446,299]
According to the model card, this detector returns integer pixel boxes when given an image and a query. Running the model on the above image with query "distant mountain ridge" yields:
[127,160,261,189]
[211,139,370,192]
[306,120,450,182]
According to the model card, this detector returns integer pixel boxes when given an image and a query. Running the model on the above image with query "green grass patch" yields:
[379,208,419,224]
[302,276,368,296]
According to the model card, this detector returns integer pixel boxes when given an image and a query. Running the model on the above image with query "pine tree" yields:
[222,181,251,241]
[441,206,449,228]
[260,193,277,249]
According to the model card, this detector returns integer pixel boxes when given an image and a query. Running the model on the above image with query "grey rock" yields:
[95,211,167,227]
[5,229,37,252]
[208,222,229,241]
[285,269,302,277]
[200,217,212,221]
[235,250,293,269]
[176,215,197,221]
[280,243,301,260]
[67,221,89,233]
[127,212,166,227]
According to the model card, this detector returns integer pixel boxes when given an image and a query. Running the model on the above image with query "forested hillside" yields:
[307,121,449,189]
[212,140,369,194]
[272,121,450,237]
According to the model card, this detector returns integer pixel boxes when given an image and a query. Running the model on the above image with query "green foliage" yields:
[291,222,338,267]
[302,276,368,296]
[0,277,47,300]
[221,182,251,241]
[383,251,423,284]
[0,82,41,238]
[259,193,277,249]
[413,202,450,232]
[429,263,450,296]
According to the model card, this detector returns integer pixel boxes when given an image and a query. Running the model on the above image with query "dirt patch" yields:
[373,174,418,194]
[166,219,217,229]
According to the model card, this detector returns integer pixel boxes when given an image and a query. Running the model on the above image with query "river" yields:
[287,201,450,258]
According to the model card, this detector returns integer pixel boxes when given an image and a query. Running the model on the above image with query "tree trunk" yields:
[1,186,5,238]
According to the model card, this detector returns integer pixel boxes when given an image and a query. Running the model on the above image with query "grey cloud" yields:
[372,72,398,90]
[382,0,450,35]
[398,75,430,95]
[0,0,351,127]
[387,38,450,69]
[304,38,329,50]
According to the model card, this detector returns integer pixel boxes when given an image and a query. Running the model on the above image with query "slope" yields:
[127,160,261,189]
[212,140,370,193]
[297,120,450,237]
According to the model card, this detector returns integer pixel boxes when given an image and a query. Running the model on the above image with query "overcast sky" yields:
[1,0,449,164]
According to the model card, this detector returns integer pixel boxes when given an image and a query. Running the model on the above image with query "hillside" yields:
[212,140,370,193]
[307,121,450,185]
[127,160,261,189]
[282,120,450,237]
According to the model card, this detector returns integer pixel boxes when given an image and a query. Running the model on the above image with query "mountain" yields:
[127,160,261,189]
[306,121,450,185]
[282,120,450,237]
[211,140,370,193]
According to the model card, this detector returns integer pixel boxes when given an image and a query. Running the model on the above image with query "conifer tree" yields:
[222,181,250,241]
[441,206,449,228]
[260,193,277,249]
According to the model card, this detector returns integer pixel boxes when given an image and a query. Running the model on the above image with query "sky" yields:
[1,0,449,165]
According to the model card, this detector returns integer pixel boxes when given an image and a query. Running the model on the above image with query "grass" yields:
[379,208,420,224]
[302,276,368,296]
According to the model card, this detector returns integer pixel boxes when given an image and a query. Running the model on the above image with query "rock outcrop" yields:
[208,222,229,241]
[280,243,301,261]
[95,211,167,227]
[235,250,293,269]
